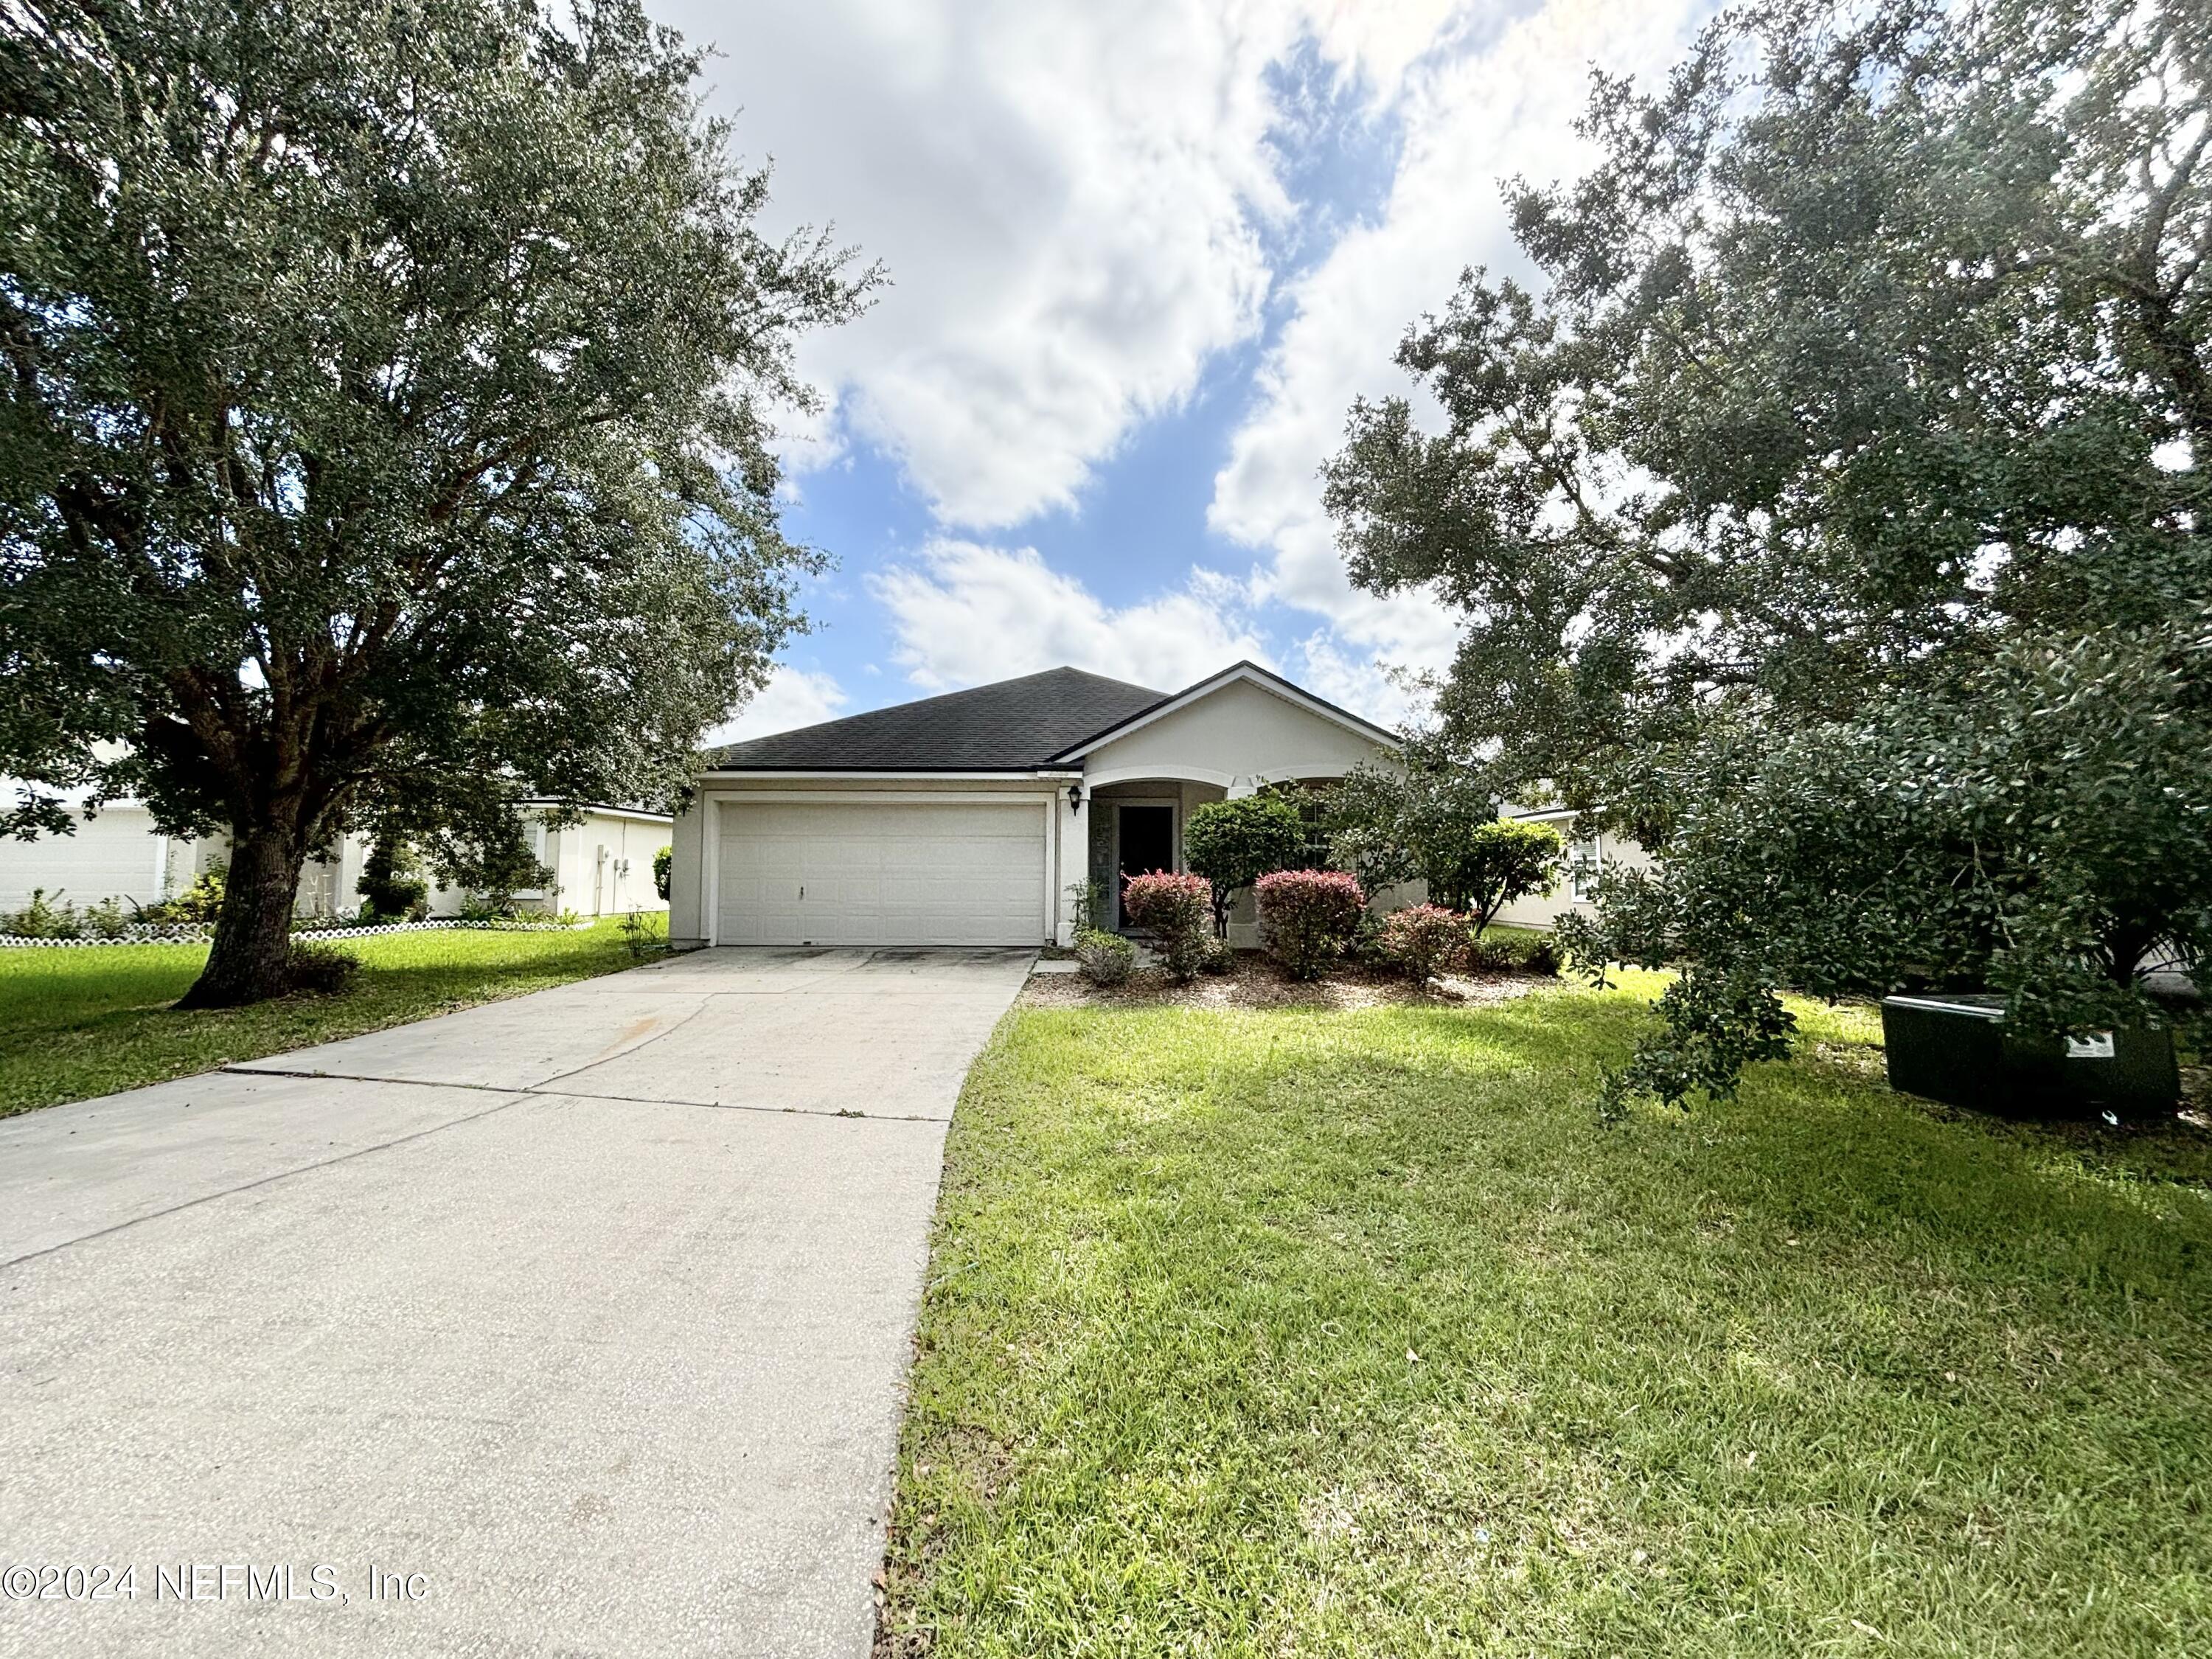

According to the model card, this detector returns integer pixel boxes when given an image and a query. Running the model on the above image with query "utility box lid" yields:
[1880,993,2006,1021]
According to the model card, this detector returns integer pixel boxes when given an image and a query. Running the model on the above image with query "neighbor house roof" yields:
[706,666,1166,772]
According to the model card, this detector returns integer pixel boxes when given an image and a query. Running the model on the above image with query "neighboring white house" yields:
[1490,805,1652,931]
[666,661,1405,950]
[509,802,672,919]
[0,794,671,919]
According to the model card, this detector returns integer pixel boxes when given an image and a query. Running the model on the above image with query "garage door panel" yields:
[716,801,1046,947]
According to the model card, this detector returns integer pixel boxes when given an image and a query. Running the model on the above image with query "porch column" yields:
[1060,788,1091,945]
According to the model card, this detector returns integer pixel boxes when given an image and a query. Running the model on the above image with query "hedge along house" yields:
[664,663,1403,950]
[0,787,671,921]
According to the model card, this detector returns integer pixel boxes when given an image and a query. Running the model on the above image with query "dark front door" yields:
[1116,804,1175,929]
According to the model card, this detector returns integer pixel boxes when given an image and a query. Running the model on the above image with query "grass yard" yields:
[881,977,2212,1657]
[0,920,642,1117]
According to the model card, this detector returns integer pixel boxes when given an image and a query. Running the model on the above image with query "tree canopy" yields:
[0,0,874,1003]
[1325,758,1564,927]
[1325,0,2211,1104]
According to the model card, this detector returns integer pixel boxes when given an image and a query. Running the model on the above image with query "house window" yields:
[515,818,551,900]
[1569,834,1602,902]
[1290,787,1332,868]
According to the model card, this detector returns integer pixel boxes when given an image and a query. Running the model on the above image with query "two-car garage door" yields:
[714,801,1047,947]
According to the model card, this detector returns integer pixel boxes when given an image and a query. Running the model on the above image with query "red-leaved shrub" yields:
[1378,903,1471,987]
[1256,869,1368,979]
[1120,870,1213,982]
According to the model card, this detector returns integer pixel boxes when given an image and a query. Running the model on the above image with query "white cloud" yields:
[871,540,1269,693]
[705,666,849,747]
[1293,632,1437,733]
[654,0,1483,532]
[653,0,1714,719]
[1212,0,1714,680]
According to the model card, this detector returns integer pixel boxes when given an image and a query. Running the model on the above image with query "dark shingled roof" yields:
[706,666,1168,772]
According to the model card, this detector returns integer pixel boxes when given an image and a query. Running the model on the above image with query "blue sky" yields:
[647,0,1714,742]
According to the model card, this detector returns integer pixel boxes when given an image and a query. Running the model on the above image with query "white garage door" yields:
[715,801,1047,946]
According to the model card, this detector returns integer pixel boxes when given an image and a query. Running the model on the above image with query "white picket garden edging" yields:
[0,917,597,949]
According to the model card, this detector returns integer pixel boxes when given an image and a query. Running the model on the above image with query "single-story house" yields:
[0,794,671,920]
[1489,805,1652,931]
[665,661,1403,950]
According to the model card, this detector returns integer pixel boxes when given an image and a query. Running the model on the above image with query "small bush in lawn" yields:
[82,896,131,939]
[147,865,226,925]
[1520,934,1562,976]
[1120,871,1212,982]
[357,835,431,922]
[619,908,669,960]
[286,942,362,996]
[1464,934,1518,974]
[1467,930,1565,976]
[5,888,81,939]
[1256,869,1368,980]
[1074,928,1135,986]
[653,844,673,901]
[1380,903,1472,987]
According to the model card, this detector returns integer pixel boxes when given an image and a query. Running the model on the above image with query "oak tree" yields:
[1,0,874,1003]
[1326,0,2211,1102]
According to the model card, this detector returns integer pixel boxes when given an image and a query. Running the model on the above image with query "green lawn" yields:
[882,977,2212,1657]
[0,921,641,1117]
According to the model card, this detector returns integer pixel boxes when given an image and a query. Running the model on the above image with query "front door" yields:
[1115,804,1175,929]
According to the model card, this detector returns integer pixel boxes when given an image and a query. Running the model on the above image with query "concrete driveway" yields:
[0,946,1032,1659]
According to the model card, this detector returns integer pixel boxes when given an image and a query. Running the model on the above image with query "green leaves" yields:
[1182,794,1305,933]
[1324,758,1565,927]
[1328,0,2212,1103]
[0,0,874,999]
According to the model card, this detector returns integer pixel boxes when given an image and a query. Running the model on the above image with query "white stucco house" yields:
[665,661,1404,950]
[0,793,671,920]
[1489,805,1652,931]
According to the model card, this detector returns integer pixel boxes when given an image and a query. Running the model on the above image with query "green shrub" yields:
[356,836,431,922]
[1379,903,1472,986]
[1066,879,1110,935]
[653,844,672,901]
[619,908,668,960]
[1256,869,1368,979]
[1120,872,1212,983]
[1199,937,1234,975]
[285,942,361,995]
[1074,928,1135,987]
[1183,794,1305,936]
[1324,763,1565,924]
[1464,935,1518,974]
[1519,934,1562,977]
[82,895,129,939]
[150,865,226,925]
[4,888,80,939]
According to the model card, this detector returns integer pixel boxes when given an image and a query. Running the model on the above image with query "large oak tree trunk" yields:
[176,824,310,1009]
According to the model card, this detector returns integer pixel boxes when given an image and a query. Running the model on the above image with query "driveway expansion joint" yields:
[221,1065,950,1123]
[0,1088,533,1273]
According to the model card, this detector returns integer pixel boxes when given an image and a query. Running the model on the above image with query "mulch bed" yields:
[1019,950,1557,1012]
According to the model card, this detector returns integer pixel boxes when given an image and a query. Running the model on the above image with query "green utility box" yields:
[1879,993,2180,1119]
